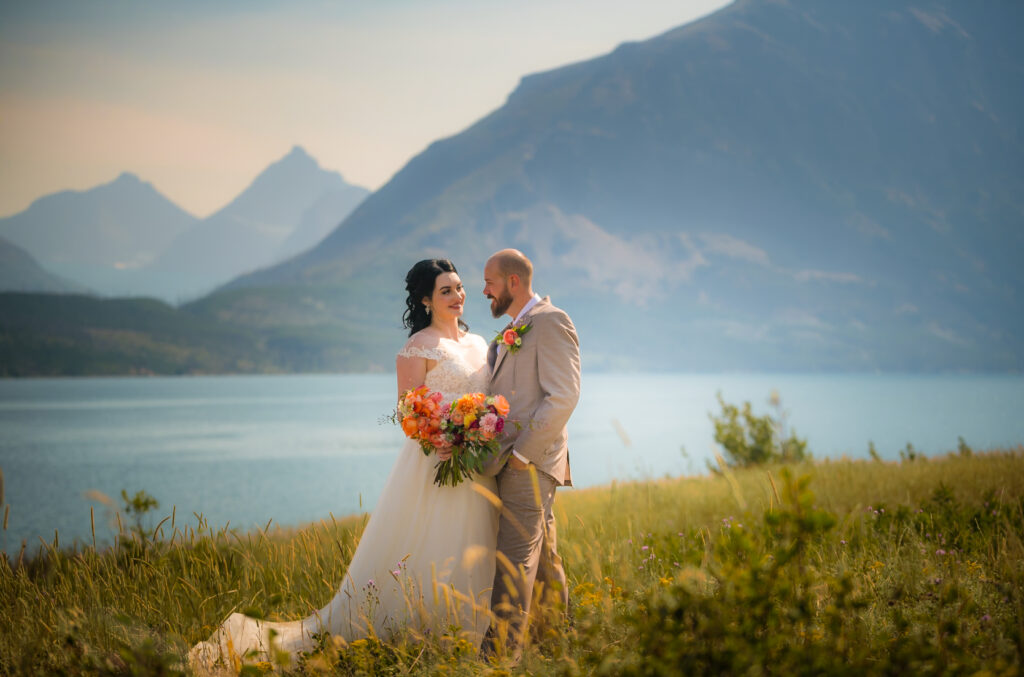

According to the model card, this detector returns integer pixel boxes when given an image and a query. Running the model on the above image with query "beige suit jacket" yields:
[485,297,580,486]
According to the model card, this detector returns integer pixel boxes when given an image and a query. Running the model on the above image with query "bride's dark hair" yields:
[403,258,469,336]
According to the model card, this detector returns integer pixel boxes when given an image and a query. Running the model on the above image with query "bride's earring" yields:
[425,304,431,316]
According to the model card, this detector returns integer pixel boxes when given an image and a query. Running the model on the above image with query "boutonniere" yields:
[493,323,532,354]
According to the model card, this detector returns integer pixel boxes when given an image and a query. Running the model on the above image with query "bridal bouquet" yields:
[395,386,510,487]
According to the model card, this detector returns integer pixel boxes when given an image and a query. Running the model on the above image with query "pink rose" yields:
[480,412,499,434]
[503,329,518,346]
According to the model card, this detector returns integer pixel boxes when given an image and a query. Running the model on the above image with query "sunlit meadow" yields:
[1,446,1022,675]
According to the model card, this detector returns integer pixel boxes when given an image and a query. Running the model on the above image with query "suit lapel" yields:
[491,335,511,378]
[490,297,548,381]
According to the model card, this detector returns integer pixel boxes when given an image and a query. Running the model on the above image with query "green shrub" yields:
[710,392,808,468]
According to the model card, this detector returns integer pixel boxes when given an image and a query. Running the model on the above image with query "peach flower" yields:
[492,395,510,417]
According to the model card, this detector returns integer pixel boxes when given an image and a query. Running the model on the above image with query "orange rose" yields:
[401,416,418,437]
[492,395,510,417]
[503,329,518,346]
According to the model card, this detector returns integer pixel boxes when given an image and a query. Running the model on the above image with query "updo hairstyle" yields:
[402,258,469,336]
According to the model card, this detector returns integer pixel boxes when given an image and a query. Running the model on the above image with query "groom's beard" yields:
[489,290,513,318]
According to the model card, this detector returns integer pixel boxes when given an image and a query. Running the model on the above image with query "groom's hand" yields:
[507,455,530,470]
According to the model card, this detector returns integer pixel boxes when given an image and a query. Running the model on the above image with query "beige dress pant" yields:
[483,464,568,654]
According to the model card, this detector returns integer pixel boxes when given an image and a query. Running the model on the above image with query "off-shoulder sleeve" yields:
[396,345,448,361]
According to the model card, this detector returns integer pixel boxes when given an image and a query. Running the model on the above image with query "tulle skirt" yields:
[189,439,499,671]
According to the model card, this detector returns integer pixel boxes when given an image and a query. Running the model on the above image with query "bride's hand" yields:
[435,438,454,461]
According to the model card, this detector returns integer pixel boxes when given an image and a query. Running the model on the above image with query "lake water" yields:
[2,373,1023,556]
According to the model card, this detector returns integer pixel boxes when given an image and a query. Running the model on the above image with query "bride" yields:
[189,259,499,671]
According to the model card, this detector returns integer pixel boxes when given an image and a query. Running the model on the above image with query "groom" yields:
[480,248,581,657]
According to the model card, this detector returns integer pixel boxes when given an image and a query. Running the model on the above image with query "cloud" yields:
[502,203,707,304]
[715,319,772,343]
[908,8,970,38]
[697,232,770,265]
[775,309,830,330]
[793,269,863,284]
[927,322,969,346]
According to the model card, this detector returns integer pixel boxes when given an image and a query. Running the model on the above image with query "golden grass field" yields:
[2,447,1022,675]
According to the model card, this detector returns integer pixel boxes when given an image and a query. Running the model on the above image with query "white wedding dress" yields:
[189,337,498,671]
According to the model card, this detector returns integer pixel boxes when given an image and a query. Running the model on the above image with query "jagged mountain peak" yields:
[112,171,143,185]
[210,1,1023,372]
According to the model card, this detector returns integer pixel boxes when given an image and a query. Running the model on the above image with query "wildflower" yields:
[936,549,947,556]
[932,577,942,585]
[840,540,847,545]
[673,562,681,567]
[981,614,992,623]
[641,545,649,551]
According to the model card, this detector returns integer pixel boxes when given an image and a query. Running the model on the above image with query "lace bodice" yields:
[397,335,490,402]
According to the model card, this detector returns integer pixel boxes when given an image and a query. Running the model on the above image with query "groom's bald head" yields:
[483,249,535,318]
[487,249,533,288]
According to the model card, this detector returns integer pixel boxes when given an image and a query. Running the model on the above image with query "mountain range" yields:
[204,0,1024,372]
[0,147,369,302]
[0,236,88,294]
[149,146,369,300]
[3,0,1022,375]
[0,173,197,298]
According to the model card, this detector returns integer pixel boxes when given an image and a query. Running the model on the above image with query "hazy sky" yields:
[0,0,730,218]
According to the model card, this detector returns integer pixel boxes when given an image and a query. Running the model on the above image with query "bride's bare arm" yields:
[396,353,428,400]
[395,336,452,460]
